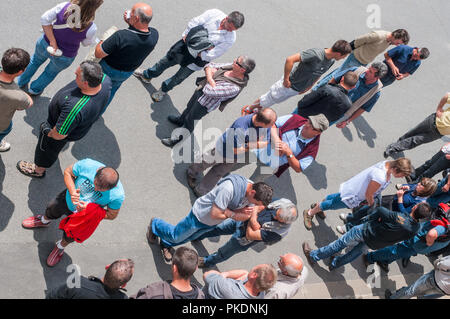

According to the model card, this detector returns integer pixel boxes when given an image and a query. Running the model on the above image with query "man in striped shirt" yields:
[161,55,255,147]
[17,61,111,178]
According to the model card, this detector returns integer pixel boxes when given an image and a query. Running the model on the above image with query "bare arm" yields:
[47,127,67,141]
[94,41,108,59]
[42,25,58,53]
[283,53,301,88]
[436,93,450,118]
[426,228,439,247]
[209,204,253,222]
[337,108,366,128]
[365,180,382,206]
[384,52,400,76]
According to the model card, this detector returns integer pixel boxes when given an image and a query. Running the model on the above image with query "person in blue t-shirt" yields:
[187,108,276,197]
[381,45,429,87]
[21,158,125,267]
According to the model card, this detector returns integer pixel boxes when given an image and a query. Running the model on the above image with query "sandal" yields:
[16,161,46,178]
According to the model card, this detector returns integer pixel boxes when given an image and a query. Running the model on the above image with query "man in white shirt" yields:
[134,9,244,102]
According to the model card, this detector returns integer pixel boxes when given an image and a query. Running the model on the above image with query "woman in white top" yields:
[303,158,412,230]
[18,0,102,95]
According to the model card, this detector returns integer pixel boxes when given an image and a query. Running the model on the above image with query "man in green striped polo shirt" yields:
[17,61,112,178]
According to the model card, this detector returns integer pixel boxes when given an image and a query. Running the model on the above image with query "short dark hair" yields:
[80,60,103,87]
[419,48,430,60]
[371,62,388,78]
[172,247,198,279]
[392,29,410,45]
[331,40,352,56]
[255,108,276,125]
[136,7,152,24]
[104,259,134,289]
[227,11,244,29]
[252,182,273,206]
[94,167,119,190]
[1,48,30,74]
[239,56,255,75]
[342,71,359,87]
[412,202,432,220]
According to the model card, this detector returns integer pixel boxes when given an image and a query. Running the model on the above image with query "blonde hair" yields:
[390,158,412,176]
[416,177,438,197]
[252,264,277,292]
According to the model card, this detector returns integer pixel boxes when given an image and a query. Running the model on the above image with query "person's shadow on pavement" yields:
[22,96,51,137]
[0,156,14,232]
[340,116,377,148]
[302,161,328,190]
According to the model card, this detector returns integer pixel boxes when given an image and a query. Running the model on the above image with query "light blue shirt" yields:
[65,158,125,212]
[253,115,314,170]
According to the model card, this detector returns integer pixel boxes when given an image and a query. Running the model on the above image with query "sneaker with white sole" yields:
[133,68,152,84]
[151,89,166,102]
[336,225,347,234]
[339,213,348,223]
[47,245,64,267]
[0,140,10,152]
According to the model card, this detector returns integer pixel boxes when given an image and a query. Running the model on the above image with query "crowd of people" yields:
[1,0,449,299]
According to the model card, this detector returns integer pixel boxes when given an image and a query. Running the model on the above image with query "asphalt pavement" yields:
[0,0,449,299]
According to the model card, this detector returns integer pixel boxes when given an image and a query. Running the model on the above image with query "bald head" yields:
[132,3,153,24]
[94,167,120,191]
[254,107,277,127]
[279,253,303,278]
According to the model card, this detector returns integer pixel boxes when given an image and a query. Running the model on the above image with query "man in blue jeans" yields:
[146,174,273,263]
[0,48,33,152]
[302,203,431,271]
[195,198,297,268]
[94,3,158,113]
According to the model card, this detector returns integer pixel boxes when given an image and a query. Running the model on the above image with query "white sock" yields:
[41,216,51,224]
[56,240,64,250]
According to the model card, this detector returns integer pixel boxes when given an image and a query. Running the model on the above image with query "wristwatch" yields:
[288,154,294,159]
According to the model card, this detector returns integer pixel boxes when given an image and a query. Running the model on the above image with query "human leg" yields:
[203,236,254,267]
[389,271,442,299]
[160,65,195,93]
[17,36,50,88]
[414,151,449,180]
[0,122,13,151]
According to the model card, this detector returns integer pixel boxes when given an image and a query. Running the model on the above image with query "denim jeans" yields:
[345,205,373,230]
[17,35,75,94]
[313,53,366,91]
[319,193,349,211]
[143,54,195,93]
[427,176,450,208]
[99,60,133,114]
[389,270,444,299]
[152,210,214,247]
[310,224,368,268]
[0,121,13,142]
[194,218,255,266]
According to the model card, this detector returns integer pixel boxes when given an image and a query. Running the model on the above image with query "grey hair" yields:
[371,61,388,78]
[267,198,298,224]
[239,55,256,75]
[80,60,103,87]
[227,11,244,29]
[136,7,152,24]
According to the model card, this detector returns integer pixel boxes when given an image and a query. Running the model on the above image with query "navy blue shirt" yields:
[333,67,380,112]
[218,114,270,160]
[392,184,427,213]
[384,45,421,75]
[238,208,283,243]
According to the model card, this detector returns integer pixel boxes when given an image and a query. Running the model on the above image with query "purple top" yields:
[44,3,91,58]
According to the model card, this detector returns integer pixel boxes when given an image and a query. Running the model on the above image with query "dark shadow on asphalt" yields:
[23,96,51,137]
[308,216,356,298]
[0,156,14,231]
[302,161,328,190]
[71,117,121,169]
[340,116,377,148]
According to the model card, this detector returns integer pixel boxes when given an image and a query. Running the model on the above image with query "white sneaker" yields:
[339,213,348,223]
[0,140,11,152]
[133,68,152,84]
[336,225,347,235]
[151,89,166,102]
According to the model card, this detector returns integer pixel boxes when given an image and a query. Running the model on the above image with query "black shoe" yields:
[401,257,410,268]
[167,115,183,126]
[161,136,182,147]
[384,289,393,299]
[302,242,316,266]
[186,170,197,190]
[328,256,337,271]
[362,253,372,268]
[383,150,390,159]
[377,261,390,273]
[146,218,159,245]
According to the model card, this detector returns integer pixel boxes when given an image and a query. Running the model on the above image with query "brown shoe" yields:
[303,209,313,230]
[146,218,159,245]
[302,242,316,266]
[310,203,326,219]
[161,246,175,263]
[198,257,206,268]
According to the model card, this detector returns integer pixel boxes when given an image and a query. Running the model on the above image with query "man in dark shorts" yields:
[17,60,111,178]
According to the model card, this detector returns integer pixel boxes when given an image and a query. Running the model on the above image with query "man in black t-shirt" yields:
[131,247,205,299]
[95,3,158,112]
[46,259,134,299]
[17,61,111,178]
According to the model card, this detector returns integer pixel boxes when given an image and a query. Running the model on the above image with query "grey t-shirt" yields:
[192,180,250,226]
[0,80,30,131]
[289,48,334,92]
[204,273,264,299]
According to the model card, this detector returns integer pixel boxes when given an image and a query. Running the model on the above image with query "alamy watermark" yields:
[366,4,381,29]
[66,264,82,289]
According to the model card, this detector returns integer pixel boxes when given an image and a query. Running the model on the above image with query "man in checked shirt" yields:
[161,55,255,147]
